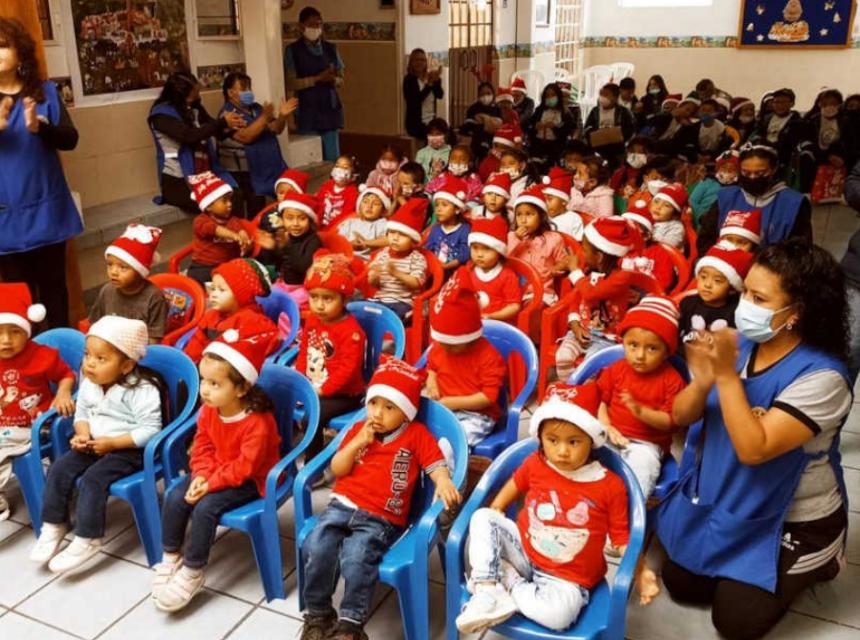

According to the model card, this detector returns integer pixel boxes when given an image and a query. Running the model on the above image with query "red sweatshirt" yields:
[190,404,281,496]
[295,314,366,396]
[0,341,75,428]
[317,180,359,229]
[192,213,248,266]
[183,306,278,364]
[566,269,644,340]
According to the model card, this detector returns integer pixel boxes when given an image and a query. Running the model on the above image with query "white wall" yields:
[583,0,736,37]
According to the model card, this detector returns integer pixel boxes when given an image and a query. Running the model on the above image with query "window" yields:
[37,0,53,41]
[618,0,712,6]
[555,0,584,77]
[196,0,240,38]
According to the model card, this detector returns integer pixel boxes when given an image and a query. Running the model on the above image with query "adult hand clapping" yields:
[0,96,12,131]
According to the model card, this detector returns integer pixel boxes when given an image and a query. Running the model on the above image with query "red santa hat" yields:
[430,271,483,344]
[696,241,755,292]
[274,168,309,194]
[529,383,606,447]
[618,295,681,354]
[719,209,762,245]
[105,224,162,278]
[730,96,754,115]
[304,252,357,297]
[468,216,508,256]
[432,175,469,210]
[203,322,278,385]
[495,88,514,104]
[680,96,701,108]
[714,96,731,112]
[622,197,654,234]
[716,150,740,169]
[513,183,548,213]
[386,197,428,243]
[0,283,46,337]
[492,123,523,148]
[542,168,573,203]
[188,171,233,212]
[662,93,683,109]
[365,355,427,421]
[278,193,320,225]
[357,183,392,211]
[584,217,637,257]
[213,258,272,308]
[653,183,688,212]
[482,172,512,199]
[88,316,149,361]
[511,77,527,94]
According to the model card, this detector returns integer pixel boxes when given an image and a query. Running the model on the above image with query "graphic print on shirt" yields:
[683,314,729,343]
[305,331,335,388]
[386,447,413,517]
[526,490,591,564]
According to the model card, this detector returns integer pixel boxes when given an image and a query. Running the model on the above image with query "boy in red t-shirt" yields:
[296,254,366,457]
[456,383,645,634]
[460,216,522,323]
[425,274,507,449]
[0,284,75,520]
[299,357,460,640]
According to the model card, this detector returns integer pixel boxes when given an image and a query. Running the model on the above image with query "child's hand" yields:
[514,225,530,239]
[569,320,591,347]
[386,261,400,276]
[434,475,461,511]
[236,230,252,255]
[185,476,209,504]
[352,233,367,249]
[224,110,246,130]
[622,184,636,198]
[356,421,377,448]
[620,391,643,419]
[88,437,115,456]
[606,425,629,448]
[70,434,90,452]
[425,378,441,400]
[261,101,275,120]
[51,391,76,418]
[0,96,13,131]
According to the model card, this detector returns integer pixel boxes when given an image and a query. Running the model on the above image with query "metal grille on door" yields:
[448,0,498,130]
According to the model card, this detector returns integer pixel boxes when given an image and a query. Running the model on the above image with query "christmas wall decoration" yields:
[738,0,857,48]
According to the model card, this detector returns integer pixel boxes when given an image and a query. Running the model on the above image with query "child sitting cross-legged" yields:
[0,284,75,521]
[90,224,168,343]
[31,318,162,573]
[425,176,472,275]
[153,326,281,612]
[339,185,392,261]
[299,356,460,640]
[461,216,522,323]
[469,172,511,221]
[425,274,507,450]
[649,183,688,251]
[456,383,647,633]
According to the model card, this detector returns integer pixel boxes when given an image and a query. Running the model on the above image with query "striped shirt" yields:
[370,248,428,306]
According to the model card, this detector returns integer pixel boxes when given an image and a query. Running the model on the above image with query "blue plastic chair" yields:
[445,439,647,640]
[41,345,199,564]
[567,345,691,500]
[415,319,538,459]
[159,365,319,601]
[293,398,469,640]
[12,328,86,534]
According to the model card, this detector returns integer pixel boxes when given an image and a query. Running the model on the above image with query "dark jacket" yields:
[751,111,812,169]
[583,104,636,142]
[402,74,444,139]
[647,112,699,161]
[841,160,860,288]
[513,96,535,123]
[805,111,857,167]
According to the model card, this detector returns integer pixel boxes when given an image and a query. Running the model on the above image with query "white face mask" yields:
[448,162,469,176]
[427,134,446,150]
[738,114,755,124]
[627,153,647,169]
[479,94,494,106]
[331,167,351,184]
[303,26,322,42]
[599,96,612,109]
[715,171,737,185]
[502,167,521,179]
[647,179,668,196]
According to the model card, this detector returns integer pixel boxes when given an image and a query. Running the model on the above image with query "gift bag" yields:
[810,164,846,204]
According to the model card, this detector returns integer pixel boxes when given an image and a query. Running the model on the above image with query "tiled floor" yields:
[2,204,857,639]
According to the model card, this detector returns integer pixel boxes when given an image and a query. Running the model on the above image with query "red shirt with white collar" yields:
[317,180,359,229]
[460,263,523,318]
[183,306,278,363]
[295,313,366,396]
[513,452,629,589]
[427,338,507,421]
[332,420,446,527]
[0,341,75,428]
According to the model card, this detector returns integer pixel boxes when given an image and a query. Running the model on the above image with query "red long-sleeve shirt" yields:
[565,269,644,339]
[295,314,366,396]
[0,341,75,428]
[183,306,278,364]
[191,213,249,266]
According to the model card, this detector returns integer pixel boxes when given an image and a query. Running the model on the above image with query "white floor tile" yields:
[769,611,860,639]
[275,486,331,541]
[203,530,295,604]
[0,518,24,543]
[625,589,721,640]
[225,606,303,639]
[791,562,860,628]
[16,556,151,638]
[839,432,860,471]
[363,582,452,640]
[0,529,58,607]
[0,612,78,639]
[846,511,859,566]
[844,468,860,513]
[99,588,253,640]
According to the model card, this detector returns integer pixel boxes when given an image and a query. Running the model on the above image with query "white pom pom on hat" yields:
[27,304,47,324]
[223,329,240,343]
[477,291,490,309]
[542,176,551,185]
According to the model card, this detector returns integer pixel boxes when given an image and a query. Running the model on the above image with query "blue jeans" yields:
[847,284,860,384]
[41,449,143,538]
[302,500,402,624]
[161,475,259,568]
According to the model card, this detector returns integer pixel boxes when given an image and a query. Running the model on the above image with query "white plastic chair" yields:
[579,64,613,123]
[510,69,547,104]
[610,62,635,82]
[554,67,572,85]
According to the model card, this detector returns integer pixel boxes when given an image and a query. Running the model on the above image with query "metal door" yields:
[448,0,498,130]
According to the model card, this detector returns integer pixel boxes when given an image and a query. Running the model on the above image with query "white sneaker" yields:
[152,553,182,600]
[154,565,205,612]
[29,523,69,564]
[456,583,518,633]
[48,536,103,574]
[0,493,9,522]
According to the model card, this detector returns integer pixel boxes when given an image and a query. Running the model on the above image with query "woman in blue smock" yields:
[657,240,851,640]
[218,71,296,219]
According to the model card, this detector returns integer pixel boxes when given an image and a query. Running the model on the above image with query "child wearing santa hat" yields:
[0,284,76,521]
[555,218,644,380]
[154,325,281,612]
[187,171,252,288]
[183,258,279,363]
[368,199,430,321]
[650,183,688,251]
[620,198,676,292]
[478,123,523,182]
[461,217,523,323]
[425,176,473,275]
[508,185,569,306]
[499,147,531,207]
[426,144,483,206]
[296,254,367,458]
[299,356,460,640]
[544,167,585,240]
[510,77,535,122]
[469,172,511,221]
[718,208,762,253]
[274,168,310,200]
[317,156,359,230]
[338,184,393,261]
[31,317,163,573]
[425,273,507,448]
[271,192,324,308]
[455,383,636,634]
[90,224,168,343]
[568,155,615,220]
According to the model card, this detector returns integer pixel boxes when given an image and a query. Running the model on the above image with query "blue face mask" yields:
[545,96,559,108]
[239,90,255,106]
[700,112,715,124]
[734,297,794,343]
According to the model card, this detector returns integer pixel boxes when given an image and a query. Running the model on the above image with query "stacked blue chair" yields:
[13,328,86,534]
[414,319,538,459]
[293,398,468,640]
[159,364,319,601]
[445,438,646,640]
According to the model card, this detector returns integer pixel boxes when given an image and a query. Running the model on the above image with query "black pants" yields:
[186,262,216,288]
[0,241,69,329]
[661,508,847,640]
[305,394,363,459]
[230,171,268,220]
[160,174,198,214]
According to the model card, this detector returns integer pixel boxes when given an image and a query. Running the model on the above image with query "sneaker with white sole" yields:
[152,553,182,600]
[456,583,518,633]
[154,565,205,612]
[48,535,103,573]
[0,493,10,522]
[29,522,69,564]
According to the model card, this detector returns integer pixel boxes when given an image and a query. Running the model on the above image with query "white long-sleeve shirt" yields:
[73,376,162,448]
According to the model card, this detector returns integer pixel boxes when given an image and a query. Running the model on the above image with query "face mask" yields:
[700,112,715,124]
[427,134,446,150]
[401,185,415,196]
[331,167,351,184]
[647,179,668,196]
[739,114,755,124]
[599,96,612,108]
[573,178,588,191]
[716,171,737,185]
[502,167,521,179]
[734,298,794,344]
[479,94,494,106]
[545,96,559,108]
[379,159,398,173]
[649,87,661,96]
[238,90,254,106]
[448,162,469,176]
[627,153,647,169]
[303,27,322,42]
[821,105,840,119]
[739,175,772,197]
